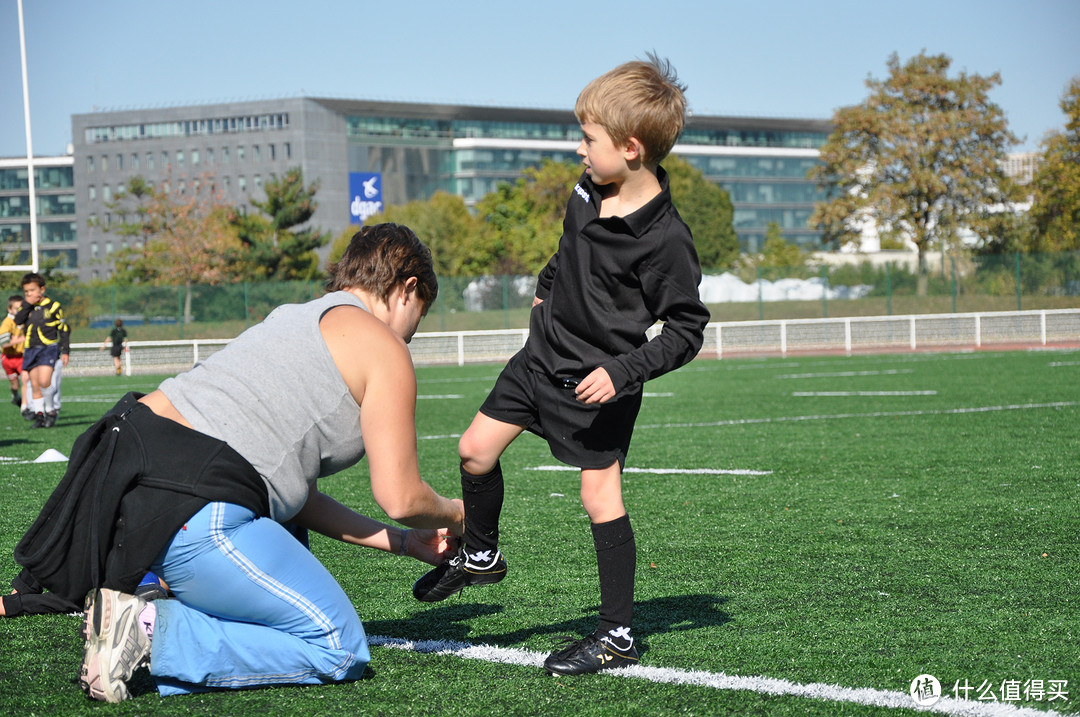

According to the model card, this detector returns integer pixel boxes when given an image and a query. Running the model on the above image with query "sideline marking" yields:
[367,635,1063,716]
[778,369,914,379]
[526,465,773,476]
[638,402,1078,431]
[792,390,938,397]
[417,402,1077,441]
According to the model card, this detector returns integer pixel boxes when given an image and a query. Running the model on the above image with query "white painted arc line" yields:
[367,636,1064,717]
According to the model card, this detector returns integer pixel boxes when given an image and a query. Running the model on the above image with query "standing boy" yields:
[413,55,711,675]
[1,295,27,409]
[15,273,70,429]
[101,318,128,375]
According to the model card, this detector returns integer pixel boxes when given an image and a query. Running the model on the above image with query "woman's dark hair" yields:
[325,223,438,307]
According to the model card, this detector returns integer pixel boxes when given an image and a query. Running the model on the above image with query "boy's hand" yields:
[575,367,615,404]
[531,296,544,307]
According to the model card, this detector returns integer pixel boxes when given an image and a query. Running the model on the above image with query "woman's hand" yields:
[405,528,460,566]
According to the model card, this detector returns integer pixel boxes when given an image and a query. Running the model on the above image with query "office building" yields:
[0,154,78,272]
[71,98,833,280]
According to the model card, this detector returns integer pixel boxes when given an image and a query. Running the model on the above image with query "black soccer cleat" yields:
[412,548,506,602]
[544,632,639,676]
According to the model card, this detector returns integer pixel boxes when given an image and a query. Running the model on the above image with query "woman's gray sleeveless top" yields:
[160,291,368,521]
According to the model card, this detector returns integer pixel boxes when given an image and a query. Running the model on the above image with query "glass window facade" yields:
[0,159,78,271]
[345,110,830,250]
[68,98,838,279]
[84,113,290,144]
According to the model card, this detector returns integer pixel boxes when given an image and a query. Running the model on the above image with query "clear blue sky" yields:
[2,0,1077,157]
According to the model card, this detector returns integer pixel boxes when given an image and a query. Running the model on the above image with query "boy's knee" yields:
[458,434,491,473]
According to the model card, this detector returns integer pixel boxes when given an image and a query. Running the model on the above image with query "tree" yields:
[1028,76,1080,251]
[465,159,581,276]
[663,155,739,271]
[104,174,241,321]
[347,191,479,277]
[735,222,808,280]
[230,168,330,281]
[809,51,1019,292]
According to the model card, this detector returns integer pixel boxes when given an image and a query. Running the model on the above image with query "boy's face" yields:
[9,301,22,315]
[22,283,44,306]
[577,122,630,186]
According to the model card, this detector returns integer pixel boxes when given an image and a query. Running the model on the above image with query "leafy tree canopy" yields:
[663,155,739,271]
[328,191,480,278]
[104,174,240,287]
[463,159,581,276]
[734,222,809,280]
[809,51,1020,280]
[230,168,329,281]
[1027,76,1080,251]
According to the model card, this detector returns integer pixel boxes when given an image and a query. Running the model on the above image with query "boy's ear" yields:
[624,137,645,162]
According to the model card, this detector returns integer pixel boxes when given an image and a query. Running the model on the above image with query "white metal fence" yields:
[66,308,1080,376]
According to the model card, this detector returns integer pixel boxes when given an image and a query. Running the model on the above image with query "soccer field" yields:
[1,349,1077,716]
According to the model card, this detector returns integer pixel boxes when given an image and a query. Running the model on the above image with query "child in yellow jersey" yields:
[0,295,28,410]
[14,274,70,428]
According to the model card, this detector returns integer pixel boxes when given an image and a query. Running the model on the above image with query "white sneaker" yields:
[79,588,151,702]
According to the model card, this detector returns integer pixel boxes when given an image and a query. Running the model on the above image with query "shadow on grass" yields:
[367,593,731,653]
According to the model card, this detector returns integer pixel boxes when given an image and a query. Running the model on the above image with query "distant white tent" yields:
[698,273,873,303]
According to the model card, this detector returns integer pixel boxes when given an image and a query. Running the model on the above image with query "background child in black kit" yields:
[413,54,711,675]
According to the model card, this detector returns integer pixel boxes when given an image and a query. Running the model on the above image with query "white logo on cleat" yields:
[468,549,494,564]
[603,626,634,652]
[466,549,503,571]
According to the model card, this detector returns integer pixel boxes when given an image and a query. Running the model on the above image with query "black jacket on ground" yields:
[12,393,269,605]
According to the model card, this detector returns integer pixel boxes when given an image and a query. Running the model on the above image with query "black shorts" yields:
[479,351,642,470]
[22,344,60,372]
[109,344,124,358]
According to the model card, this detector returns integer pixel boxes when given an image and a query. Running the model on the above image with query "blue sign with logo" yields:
[349,172,383,224]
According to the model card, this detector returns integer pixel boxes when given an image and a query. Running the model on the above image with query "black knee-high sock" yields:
[461,461,503,559]
[592,513,635,636]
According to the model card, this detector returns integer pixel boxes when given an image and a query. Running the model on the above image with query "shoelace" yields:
[549,634,595,657]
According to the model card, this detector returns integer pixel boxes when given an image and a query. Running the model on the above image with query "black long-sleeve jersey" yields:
[524,167,710,393]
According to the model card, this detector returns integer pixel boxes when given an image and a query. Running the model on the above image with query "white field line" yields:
[526,465,773,476]
[637,402,1078,431]
[777,369,915,379]
[792,390,938,397]
[367,635,1064,717]
[417,402,1077,441]
[417,394,464,400]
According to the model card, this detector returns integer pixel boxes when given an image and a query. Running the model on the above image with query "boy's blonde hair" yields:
[575,52,687,165]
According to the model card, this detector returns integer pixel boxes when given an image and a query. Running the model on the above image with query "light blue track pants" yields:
[149,502,370,696]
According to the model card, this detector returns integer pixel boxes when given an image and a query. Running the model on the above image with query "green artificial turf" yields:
[0,350,1076,715]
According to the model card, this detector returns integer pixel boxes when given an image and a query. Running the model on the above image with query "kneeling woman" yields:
[14,223,464,701]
